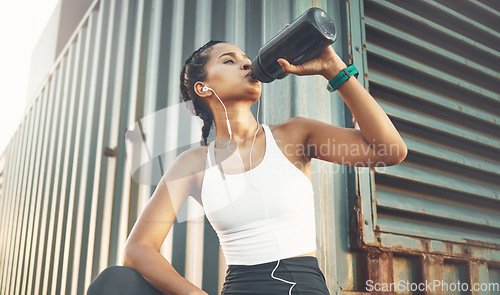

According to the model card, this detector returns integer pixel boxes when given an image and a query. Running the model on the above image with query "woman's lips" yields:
[246,71,259,82]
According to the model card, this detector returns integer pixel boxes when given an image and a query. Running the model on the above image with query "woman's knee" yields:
[87,266,162,295]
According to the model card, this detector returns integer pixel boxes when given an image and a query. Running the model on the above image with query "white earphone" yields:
[201,85,296,294]
[202,85,232,136]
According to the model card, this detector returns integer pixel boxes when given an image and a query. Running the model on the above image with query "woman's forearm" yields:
[123,243,207,295]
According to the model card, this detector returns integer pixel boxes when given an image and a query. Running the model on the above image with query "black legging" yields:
[88,257,330,294]
[221,256,330,294]
[86,266,162,295]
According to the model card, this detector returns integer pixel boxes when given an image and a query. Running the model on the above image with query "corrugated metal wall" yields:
[0,0,356,294]
[349,0,500,293]
[0,0,163,294]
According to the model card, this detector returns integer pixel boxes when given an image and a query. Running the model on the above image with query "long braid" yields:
[199,107,214,146]
[180,40,224,146]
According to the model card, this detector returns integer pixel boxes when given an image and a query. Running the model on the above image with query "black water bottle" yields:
[250,7,337,83]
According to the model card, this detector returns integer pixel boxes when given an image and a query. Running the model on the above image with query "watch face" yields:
[327,83,335,92]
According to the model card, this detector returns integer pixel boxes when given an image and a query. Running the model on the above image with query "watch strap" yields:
[327,64,359,92]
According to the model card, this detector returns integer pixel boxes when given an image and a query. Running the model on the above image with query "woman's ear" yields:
[194,82,211,98]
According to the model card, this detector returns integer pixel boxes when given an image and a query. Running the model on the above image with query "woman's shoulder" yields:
[269,116,310,131]
[174,145,209,175]
[268,116,310,144]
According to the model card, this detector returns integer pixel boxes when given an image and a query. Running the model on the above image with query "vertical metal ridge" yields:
[73,0,109,291]
[109,0,134,268]
[16,80,44,295]
[6,112,30,295]
[115,0,141,269]
[66,8,99,295]
[40,50,67,295]
[11,109,32,295]
[24,87,50,295]
[83,0,115,285]
[4,124,22,295]
[183,0,214,289]
[0,143,10,294]
[0,130,15,293]
[32,65,59,295]
[3,115,22,295]
[169,0,188,280]
[95,0,126,275]
[1,130,19,293]
[43,48,73,295]
[0,150,6,294]
[51,41,78,295]
[59,26,86,295]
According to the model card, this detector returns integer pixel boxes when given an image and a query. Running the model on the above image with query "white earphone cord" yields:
[208,87,296,294]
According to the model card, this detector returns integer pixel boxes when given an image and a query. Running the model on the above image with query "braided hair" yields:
[180,40,224,146]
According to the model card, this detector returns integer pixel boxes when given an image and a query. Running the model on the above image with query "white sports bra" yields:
[201,124,316,265]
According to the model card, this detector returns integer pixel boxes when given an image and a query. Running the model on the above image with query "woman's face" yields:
[202,43,262,102]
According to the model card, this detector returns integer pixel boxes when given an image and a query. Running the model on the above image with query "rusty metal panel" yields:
[345,0,500,293]
[443,261,468,295]
[488,266,500,292]
[355,0,500,251]
[342,0,500,294]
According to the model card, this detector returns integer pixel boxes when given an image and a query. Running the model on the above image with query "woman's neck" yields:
[213,108,260,144]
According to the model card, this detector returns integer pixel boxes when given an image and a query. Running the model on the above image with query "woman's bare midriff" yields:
[291,250,316,258]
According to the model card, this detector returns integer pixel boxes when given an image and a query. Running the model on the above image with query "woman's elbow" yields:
[370,142,407,167]
[122,241,140,268]
[384,143,408,166]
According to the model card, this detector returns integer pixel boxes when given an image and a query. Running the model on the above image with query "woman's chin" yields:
[249,89,262,101]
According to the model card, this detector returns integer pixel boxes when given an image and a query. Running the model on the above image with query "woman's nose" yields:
[241,60,251,70]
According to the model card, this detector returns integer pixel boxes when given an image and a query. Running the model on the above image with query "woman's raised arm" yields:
[278,45,407,167]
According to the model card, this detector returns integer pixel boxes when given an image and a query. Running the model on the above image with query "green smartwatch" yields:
[326,64,359,92]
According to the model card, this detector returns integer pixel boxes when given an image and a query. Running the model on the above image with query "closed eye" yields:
[223,59,234,64]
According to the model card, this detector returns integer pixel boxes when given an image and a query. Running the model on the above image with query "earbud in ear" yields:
[200,85,231,136]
